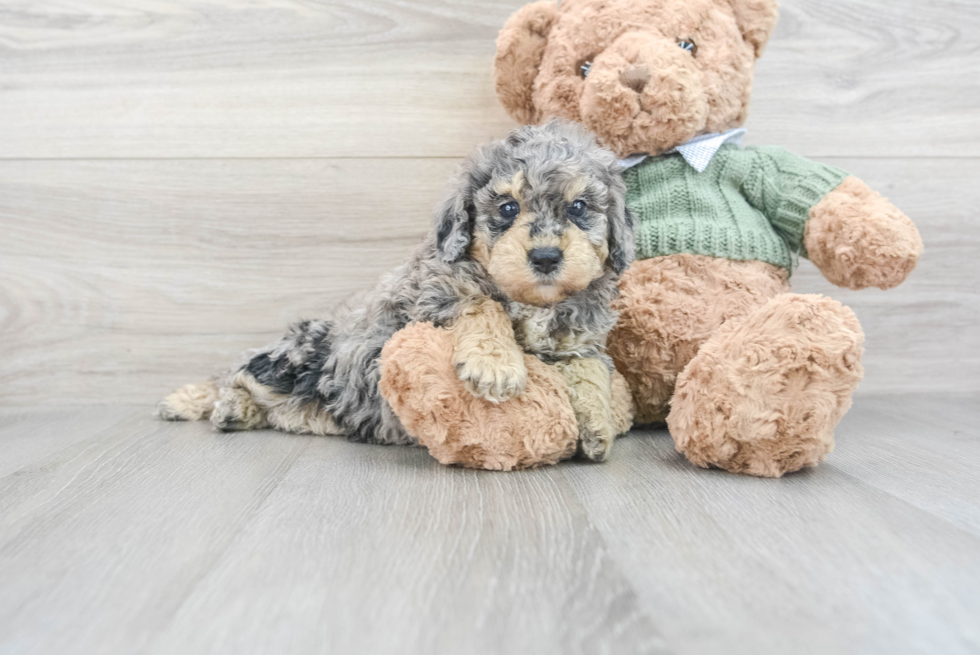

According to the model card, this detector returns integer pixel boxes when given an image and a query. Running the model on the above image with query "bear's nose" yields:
[528,247,563,275]
[619,64,651,94]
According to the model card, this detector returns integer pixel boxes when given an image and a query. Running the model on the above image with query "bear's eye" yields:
[678,40,698,56]
[568,199,588,219]
[580,60,592,78]
[499,201,521,219]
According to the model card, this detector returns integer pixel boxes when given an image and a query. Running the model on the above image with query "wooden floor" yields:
[1,395,978,655]
[2,1,978,653]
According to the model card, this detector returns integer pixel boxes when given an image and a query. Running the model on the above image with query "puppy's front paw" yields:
[455,349,528,403]
[577,426,614,462]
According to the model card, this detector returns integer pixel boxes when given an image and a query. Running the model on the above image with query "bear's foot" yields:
[667,294,864,478]
[609,255,791,425]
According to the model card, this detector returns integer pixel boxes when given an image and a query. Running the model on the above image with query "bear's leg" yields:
[667,294,865,478]
[608,255,790,425]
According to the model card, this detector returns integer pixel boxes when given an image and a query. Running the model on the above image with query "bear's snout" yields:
[619,64,651,94]
[578,32,710,157]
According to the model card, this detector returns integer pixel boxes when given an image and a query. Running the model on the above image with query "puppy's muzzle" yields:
[529,247,563,275]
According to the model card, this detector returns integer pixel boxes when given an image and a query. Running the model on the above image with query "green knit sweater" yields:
[623,145,849,272]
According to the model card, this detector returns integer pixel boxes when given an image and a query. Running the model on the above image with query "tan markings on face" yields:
[470,230,491,269]
[564,177,588,203]
[494,170,525,202]
[556,224,607,295]
[485,212,609,307]
[485,210,545,303]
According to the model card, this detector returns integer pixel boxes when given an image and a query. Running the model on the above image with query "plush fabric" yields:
[608,254,791,424]
[667,294,865,478]
[624,144,849,270]
[494,1,561,125]
[495,0,774,159]
[491,0,923,476]
[379,322,579,471]
[805,176,925,291]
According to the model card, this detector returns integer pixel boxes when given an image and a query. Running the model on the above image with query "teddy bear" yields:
[485,0,924,476]
[379,0,922,476]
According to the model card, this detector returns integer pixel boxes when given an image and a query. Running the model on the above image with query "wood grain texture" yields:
[1,2,976,653]
[830,395,980,539]
[0,0,977,158]
[0,157,452,405]
[2,157,976,404]
[1,0,976,406]
[0,398,978,654]
[147,436,666,655]
[0,406,133,477]
[564,399,980,655]
[0,409,310,655]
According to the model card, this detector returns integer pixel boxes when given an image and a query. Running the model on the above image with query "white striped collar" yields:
[618,128,747,173]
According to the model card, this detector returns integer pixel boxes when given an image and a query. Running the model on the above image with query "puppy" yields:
[158,121,635,461]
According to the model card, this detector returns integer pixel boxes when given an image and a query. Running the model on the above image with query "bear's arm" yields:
[740,146,922,290]
[804,177,923,290]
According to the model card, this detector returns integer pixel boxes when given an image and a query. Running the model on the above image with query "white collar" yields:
[618,128,747,173]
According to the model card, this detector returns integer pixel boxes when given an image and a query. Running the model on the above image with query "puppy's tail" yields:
[156,381,220,421]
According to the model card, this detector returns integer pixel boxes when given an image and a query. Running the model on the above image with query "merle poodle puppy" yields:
[158,121,635,460]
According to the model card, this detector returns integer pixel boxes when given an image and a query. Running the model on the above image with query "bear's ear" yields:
[493,1,560,124]
[729,0,779,58]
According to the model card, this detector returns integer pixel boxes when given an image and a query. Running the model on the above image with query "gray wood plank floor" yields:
[1,396,978,655]
[1,1,977,652]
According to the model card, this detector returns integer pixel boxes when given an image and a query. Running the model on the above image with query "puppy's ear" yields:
[728,0,779,58]
[494,1,559,124]
[436,144,499,263]
[606,179,636,275]
[435,180,475,264]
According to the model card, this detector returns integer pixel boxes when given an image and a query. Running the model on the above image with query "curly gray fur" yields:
[158,121,635,445]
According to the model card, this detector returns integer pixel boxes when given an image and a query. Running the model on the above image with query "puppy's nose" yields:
[529,247,563,275]
[619,64,651,94]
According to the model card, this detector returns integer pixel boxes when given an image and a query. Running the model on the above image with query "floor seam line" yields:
[140,435,313,651]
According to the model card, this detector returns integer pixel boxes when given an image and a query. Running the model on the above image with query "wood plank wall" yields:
[1,0,978,405]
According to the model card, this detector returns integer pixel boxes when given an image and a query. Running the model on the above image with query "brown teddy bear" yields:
[490,0,924,476]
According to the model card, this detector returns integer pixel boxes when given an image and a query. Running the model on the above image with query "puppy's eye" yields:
[580,60,593,78]
[678,40,697,56]
[499,201,520,219]
[568,199,588,219]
